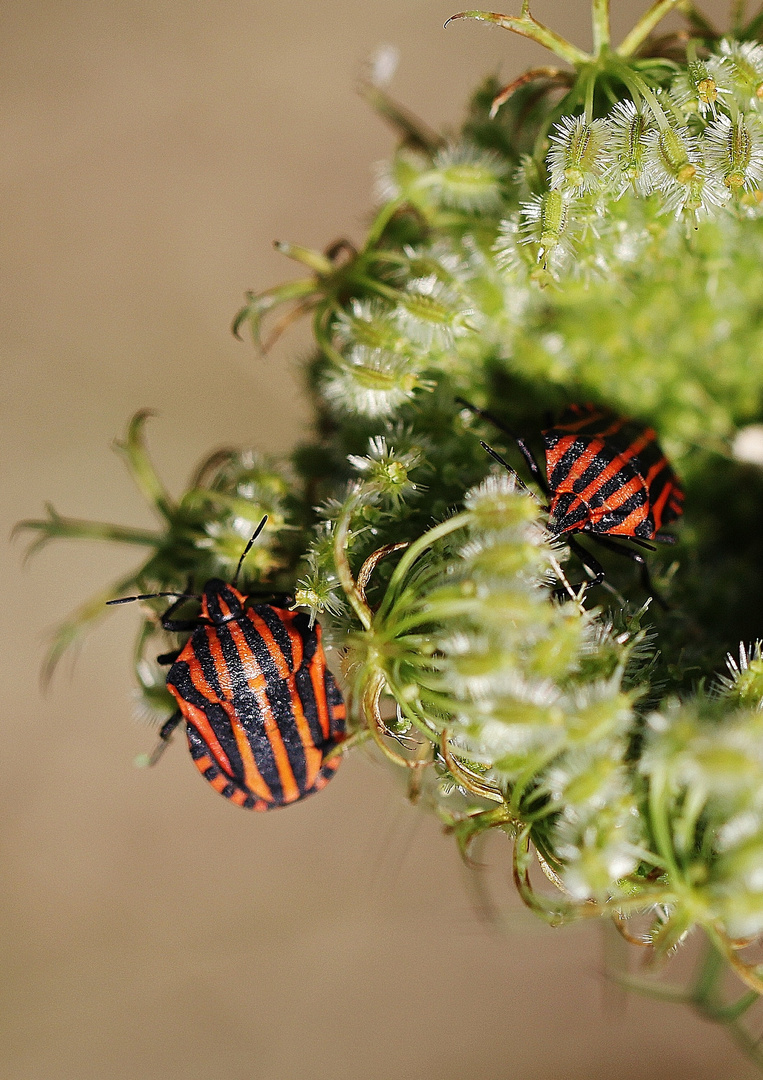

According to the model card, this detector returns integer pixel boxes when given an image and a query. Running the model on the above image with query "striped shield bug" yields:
[458,399,684,604]
[109,518,346,809]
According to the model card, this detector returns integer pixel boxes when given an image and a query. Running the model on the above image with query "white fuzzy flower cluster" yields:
[321,279,473,418]
[319,141,509,419]
[378,142,509,215]
[358,470,650,901]
[641,693,763,939]
[494,40,763,278]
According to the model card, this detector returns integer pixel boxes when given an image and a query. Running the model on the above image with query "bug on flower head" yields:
[108,518,346,809]
[458,400,684,604]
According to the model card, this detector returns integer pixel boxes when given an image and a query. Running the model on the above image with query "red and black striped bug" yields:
[108,518,346,809]
[458,400,684,604]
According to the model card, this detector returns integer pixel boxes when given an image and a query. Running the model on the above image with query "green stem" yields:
[231,278,319,344]
[384,682,443,744]
[509,746,563,818]
[17,513,161,552]
[273,241,335,276]
[744,6,763,36]
[445,10,590,67]
[374,511,471,622]
[322,728,371,762]
[732,0,747,32]
[615,973,692,1003]
[359,82,444,154]
[313,308,353,368]
[377,596,488,637]
[673,784,705,859]
[721,1018,763,1071]
[592,0,610,55]
[678,1,720,37]
[691,933,727,1003]
[364,197,407,250]
[647,767,682,882]
[42,568,153,684]
[352,274,404,302]
[689,940,763,1069]
[583,66,596,124]
[609,55,670,128]
[333,506,373,630]
[617,0,683,58]
[530,80,585,165]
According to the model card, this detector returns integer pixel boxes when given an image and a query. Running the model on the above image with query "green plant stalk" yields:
[592,0,611,55]
[617,0,684,56]
[374,512,471,622]
[332,507,373,630]
[17,514,161,552]
[445,9,590,66]
[732,0,748,33]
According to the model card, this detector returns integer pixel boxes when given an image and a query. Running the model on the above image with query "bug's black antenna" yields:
[233,515,268,588]
[457,397,549,494]
[480,441,529,491]
[107,592,200,607]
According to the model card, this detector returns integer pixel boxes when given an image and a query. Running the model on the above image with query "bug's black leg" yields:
[160,616,200,633]
[566,535,605,589]
[588,533,669,610]
[243,590,294,607]
[145,710,183,767]
[107,592,205,629]
[456,397,550,495]
[651,532,677,546]
[156,650,181,666]
[160,592,202,633]
[624,535,656,552]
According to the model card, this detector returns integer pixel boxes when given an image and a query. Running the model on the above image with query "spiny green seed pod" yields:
[420,143,509,213]
[394,276,473,350]
[321,345,432,417]
[462,472,544,533]
[543,743,630,809]
[293,571,344,623]
[714,39,763,105]
[645,125,699,189]
[720,642,763,708]
[518,189,572,272]
[333,299,411,354]
[605,100,653,197]
[640,699,763,938]
[704,114,763,193]
[547,116,609,193]
[673,59,728,117]
[551,789,644,900]
[374,148,431,205]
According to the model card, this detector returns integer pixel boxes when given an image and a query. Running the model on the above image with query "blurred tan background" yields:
[2,2,754,1078]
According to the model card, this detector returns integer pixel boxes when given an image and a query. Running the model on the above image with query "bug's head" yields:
[547,491,591,537]
[201,580,246,625]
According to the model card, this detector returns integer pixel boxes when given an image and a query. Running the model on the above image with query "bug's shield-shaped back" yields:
[543,404,684,539]
[166,600,345,810]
